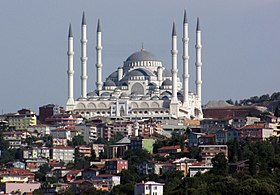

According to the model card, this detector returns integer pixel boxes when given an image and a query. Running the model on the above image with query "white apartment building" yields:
[134,181,164,195]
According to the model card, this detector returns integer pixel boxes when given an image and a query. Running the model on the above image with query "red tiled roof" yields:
[158,145,181,151]
[200,134,216,138]
[91,164,105,168]
[240,124,265,129]
[70,179,89,184]
[52,146,74,150]
[97,174,115,177]
[203,106,264,120]
[66,169,82,175]
[189,162,205,166]
[152,153,169,157]
[0,167,34,176]
[31,124,49,127]
[104,158,126,162]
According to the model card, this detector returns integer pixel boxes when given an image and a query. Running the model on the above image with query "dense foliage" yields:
[111,137,280,194]
[226,92,280,109]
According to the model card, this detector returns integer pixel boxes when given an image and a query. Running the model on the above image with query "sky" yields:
[0,0,279,113]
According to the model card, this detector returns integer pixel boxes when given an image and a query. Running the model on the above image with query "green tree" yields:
[91,149,96,161]
[153,139,165,153]
[274,107,280,117]
[124,148,151,172]
[118,169,139,184]
[35,163,52,182]
[226,99,234,105]
[81,187,107,195]
[211,153,228,175]
[249,154,257,175]
[0,147,17,164]
[111,183,134,195]
[111,132,124,144]
[162,170,184,195]
[71,135,86,146]
[33,188,44,195]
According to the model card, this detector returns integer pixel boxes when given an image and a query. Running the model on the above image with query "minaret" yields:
[170,22,179,116]
[118,67,123,81]
[81,12,88,98]
[195,18,202,101]
[182,10,190,108]
[66,24,75,110]
[96,19,103,92]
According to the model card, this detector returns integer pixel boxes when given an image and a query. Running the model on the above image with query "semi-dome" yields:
[104,80,116,87]
[126,49,160,62]
[120,68,155,82]
[101,92,111,96]
[120,92,128,97]
[106,71,118,81]
[162,79,172,86]
[87,91,98,96]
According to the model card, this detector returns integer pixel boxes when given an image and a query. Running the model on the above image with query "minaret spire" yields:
[66,24,75,110]
[172,22,176,36]
[82,11,86,25]
[170,21,179,117]
[196,17,200,31]
[182,10,190,110]
[97,18,101,32]
[81,12,88,98]
[183,9,188,23]
[68,24,73,37]
[96,18,103,92]
[195,17,202,101]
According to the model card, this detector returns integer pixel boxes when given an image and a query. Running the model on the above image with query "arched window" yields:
[131,82,144,95]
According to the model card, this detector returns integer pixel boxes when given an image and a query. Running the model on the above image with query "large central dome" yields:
[123,49,163,74]
[126,49,160,62]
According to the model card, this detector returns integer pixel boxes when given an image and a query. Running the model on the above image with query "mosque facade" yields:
[66,11,203,120]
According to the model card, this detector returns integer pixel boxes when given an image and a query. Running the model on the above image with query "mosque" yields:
[66,11,203,120]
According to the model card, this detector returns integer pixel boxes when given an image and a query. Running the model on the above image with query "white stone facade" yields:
[134,181,164,195]
[66,11,203,120]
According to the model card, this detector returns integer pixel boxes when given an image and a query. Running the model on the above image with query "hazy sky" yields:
[0,0,279,113]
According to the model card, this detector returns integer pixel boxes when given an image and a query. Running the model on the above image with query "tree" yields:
[0,133,9,151]
[118,169,139,184]
[81,187,107,195]
[0,148,17,164]
[35,164,52,182]
[153,139,166,153]
[274,107,280,117]
[226,99,234,105]
[33,188,44,195]
[124,149,151,170]
[211,153,228,175]
[71,135,86,146]
[111,132,124,144]
[111,183,134,195]
[227,139,239,163]
[74,156,90,170]
[259,94,270,102]
[249,154,257,175]
[162,170,184,195]
[91,149,96,161]
[187,147,200,159]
